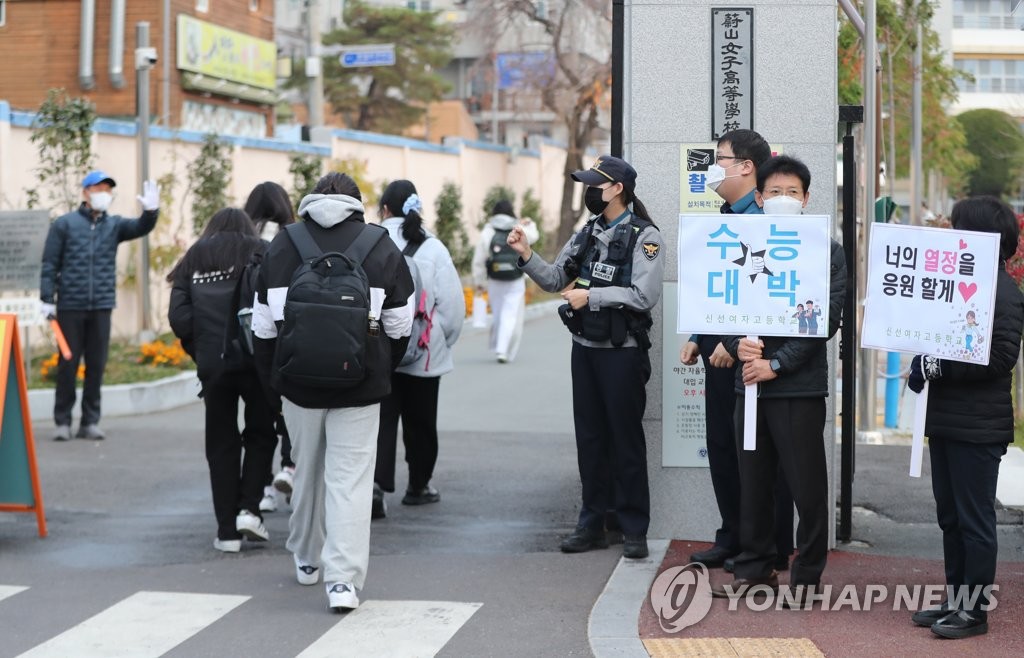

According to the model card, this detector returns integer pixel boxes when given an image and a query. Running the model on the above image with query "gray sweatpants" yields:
[282,399,380,589]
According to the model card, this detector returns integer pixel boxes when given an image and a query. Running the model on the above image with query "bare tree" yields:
[472,1,611,250]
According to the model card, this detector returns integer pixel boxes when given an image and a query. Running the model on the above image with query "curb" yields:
[590,539,670,658]
[27,370,200,423]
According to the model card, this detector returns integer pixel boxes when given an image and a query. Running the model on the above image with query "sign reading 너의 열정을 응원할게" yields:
[676,213,833,451]
[861,222,1001,477]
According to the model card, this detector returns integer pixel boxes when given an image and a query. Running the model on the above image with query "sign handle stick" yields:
[743,334,758,451]
[909,381,928,477]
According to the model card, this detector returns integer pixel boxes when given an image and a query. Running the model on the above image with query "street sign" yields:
[339,44,396,68]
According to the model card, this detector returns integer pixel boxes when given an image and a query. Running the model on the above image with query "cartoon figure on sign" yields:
[792,303,807,334]
[732,242,772,282]
[962,310,983,353]
[805,300,821,335]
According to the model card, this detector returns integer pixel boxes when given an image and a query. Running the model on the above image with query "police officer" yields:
[507,155,663,560]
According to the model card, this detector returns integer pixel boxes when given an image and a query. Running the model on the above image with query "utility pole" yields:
[859,0,878,433]
[307,0,324,129]
[135,22,156,339]
[910,18,923,226]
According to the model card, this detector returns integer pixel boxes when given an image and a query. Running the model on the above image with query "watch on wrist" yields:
[769,358,781,374]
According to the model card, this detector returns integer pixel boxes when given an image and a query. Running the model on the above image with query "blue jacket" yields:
[40,203,159,310]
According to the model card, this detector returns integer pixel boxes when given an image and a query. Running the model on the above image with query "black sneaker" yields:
[623,535,649,559]
[371,483,387,519]
[401,485,440,506]
[560,526,608,553]
[912,601,951,627]
[931,610,988,639]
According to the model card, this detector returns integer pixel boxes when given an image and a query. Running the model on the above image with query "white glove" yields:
[137,179,160,211]
[40,302,56,321]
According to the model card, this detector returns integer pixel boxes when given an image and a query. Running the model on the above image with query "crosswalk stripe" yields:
[297,600,483,658]
[0,585,28,603]
[17,591,249,658]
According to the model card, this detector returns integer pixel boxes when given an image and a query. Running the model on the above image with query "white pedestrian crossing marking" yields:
[0,585,28,603]
[17,591,249,658]
[297,600,483,658]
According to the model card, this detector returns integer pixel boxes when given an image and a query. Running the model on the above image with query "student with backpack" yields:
[471,200,539,363]
[167,208,278,553]
[372,181,465,519]
[243,181,298,513]
[251,172,414,613]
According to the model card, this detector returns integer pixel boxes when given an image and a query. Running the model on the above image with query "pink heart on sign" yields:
[958,281,977,302]
[959,239,968,250]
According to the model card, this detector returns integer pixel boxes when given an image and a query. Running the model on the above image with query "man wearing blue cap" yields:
[39,172,160,441]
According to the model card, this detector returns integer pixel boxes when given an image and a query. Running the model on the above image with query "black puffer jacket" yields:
[724,240,847,397]
[925,269,1024,444]
[168,235,263,383]
[40,204,158,310]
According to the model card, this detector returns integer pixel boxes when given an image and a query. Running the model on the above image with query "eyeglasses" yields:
[715,155,741,164]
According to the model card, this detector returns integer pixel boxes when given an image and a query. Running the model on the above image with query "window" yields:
[196,0,209,13]
[955,57,1024,94]
[0,1,6,27]
[953,0,1019,29]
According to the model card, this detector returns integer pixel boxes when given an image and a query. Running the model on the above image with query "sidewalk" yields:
[591,442,1024,657]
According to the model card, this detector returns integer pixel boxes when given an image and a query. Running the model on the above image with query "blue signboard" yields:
[496,52,554,89]
[340,46,396,68]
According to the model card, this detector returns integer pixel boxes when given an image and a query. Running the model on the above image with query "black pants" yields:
[203,370,277,541]
[375,373,440,493]
[572,342,651,537]
[698,337,793,556]
[53,309,111,427]
[733,397,827,585]
[929,438,1006,618]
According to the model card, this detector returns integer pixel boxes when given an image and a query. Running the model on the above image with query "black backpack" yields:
[222,248,263,372]
[273,222,385,389]
[485,229,522,280]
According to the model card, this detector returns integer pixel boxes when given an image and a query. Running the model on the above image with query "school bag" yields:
[273,222,386,389]
[485,228,522,281]
[399,240,436,371]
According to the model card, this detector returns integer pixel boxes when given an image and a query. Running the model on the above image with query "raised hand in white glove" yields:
[40,302,56,321]
[137,179,160,211]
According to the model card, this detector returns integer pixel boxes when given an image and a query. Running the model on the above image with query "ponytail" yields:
[402,209,427,245]
[380,179,427,245]
[625,189,655,225]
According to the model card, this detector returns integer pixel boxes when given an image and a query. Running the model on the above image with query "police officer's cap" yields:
[82,171,117,188]
[571,155,636,192]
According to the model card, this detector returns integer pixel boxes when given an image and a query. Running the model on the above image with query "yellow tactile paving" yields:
[643,637,824,658]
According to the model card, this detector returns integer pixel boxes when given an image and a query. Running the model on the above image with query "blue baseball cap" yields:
[82,171,117,188]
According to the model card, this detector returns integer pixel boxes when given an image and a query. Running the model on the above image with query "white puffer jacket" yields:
[381,217,465,376]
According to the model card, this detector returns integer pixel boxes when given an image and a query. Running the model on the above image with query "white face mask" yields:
[89,191,113,212]
[762,195,804,216]
[706,163,744,194]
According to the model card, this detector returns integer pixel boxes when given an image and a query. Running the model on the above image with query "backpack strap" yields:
[403,238,425,258]
[284,222,323,262]
[345,223,387,266]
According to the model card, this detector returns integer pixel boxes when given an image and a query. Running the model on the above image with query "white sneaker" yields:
[326,582,359,612]
[214,538,241,553]
[294,554,320,586]
[273,466,295,495]
[259,486,278,513]
[236,510,269,541]
[496,354,509,364]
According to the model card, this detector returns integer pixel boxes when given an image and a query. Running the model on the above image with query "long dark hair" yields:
[244,181,294,234]
[380,179,427,245]
[623,188,654,225]
[166,208,262,282]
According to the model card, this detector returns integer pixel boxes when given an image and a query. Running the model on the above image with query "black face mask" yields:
[584,187,609,215]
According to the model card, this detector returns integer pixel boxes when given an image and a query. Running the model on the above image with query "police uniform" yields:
[520,160,663,546]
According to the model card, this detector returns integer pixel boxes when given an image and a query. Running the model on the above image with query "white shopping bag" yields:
[472,295,488,328]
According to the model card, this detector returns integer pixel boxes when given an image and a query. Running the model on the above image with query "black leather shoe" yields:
[780,583,820,610]
[371,483,387,520]
[723,558,735,573]
[689,545,736,568]
[560,526,608,553]
[710,573,779,598]
[623,535,649,559]
[911,601,950,627]
[931,610,988,639]
[401,485,440,506]
[774,555,790,572]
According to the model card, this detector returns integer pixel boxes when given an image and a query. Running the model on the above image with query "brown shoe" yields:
[710,572,779,598]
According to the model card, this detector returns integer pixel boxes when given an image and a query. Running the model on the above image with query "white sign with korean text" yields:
[661,282,710,468]
[861,223,1000,366]
[677,214,832,337]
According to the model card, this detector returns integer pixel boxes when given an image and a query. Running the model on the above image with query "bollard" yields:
[885,351,901,428]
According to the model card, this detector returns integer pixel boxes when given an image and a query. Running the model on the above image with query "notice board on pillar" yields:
[0,314,47,536]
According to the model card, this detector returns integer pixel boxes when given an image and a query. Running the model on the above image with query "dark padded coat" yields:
[724,239,847,398]
[925,268,1024,445]
[40,204,158,310]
